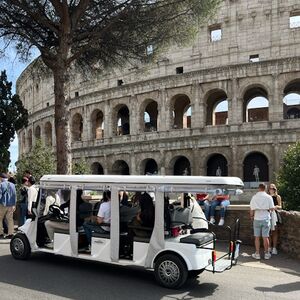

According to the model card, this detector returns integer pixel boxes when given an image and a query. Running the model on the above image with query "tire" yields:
[154,254,188,289]
[10,233,31,260]
[188,268,205,278]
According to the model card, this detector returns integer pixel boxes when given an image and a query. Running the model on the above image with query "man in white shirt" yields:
[27,176,39,217]
[250,183,274,260]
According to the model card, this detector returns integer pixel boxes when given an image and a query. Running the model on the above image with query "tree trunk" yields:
[53,68,72,174]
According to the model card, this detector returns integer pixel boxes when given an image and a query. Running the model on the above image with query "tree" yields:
[0,70,28,172]
[16,139,56,183]
[0,0,220,174]
[276,142,300,211]
[72,158,90,174]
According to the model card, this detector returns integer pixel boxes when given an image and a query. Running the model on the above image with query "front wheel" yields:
[154,254,188,289]
[10,233,31,260]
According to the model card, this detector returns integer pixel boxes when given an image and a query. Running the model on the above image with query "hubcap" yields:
[12,238,25,256]
[158,260,180,285]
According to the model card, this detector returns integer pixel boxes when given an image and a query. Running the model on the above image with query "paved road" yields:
[0,241,299,300]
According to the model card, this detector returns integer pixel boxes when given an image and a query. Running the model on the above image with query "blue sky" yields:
[0,42,37,171]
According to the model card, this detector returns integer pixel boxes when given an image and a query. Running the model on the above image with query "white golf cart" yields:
[10,175,243,288]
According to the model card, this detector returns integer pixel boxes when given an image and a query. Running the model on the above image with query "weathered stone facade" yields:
[17,0,300,182]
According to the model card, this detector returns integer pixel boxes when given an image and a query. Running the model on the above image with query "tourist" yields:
[209,189,230,226]
[18,177,29,226]
[250,183,274,260]
[268,183,282,255]
[0,173,17,239]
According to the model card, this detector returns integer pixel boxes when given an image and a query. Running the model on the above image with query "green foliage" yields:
[0,70,28,171]
[276,142,300,211]
[72,158,90,175]
[16,139,55,183]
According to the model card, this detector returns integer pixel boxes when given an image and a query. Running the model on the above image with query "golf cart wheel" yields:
[10,233,31,260]
[154,254,188,289]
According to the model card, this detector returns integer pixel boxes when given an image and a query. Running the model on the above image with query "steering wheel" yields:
[48,204,66,220]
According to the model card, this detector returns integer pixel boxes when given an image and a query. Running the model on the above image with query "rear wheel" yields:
[154,254,188,289]
[10,233,31,260]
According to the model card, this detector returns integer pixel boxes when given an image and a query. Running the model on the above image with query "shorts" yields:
[253,219,271,237]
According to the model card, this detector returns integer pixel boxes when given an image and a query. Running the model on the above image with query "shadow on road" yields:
[0,253,218,299]
[255,281,300,293]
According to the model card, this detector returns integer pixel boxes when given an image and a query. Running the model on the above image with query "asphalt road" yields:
[0,241,299,300]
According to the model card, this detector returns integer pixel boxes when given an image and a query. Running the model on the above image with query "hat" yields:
[0,173,7,178]
[215,188,222,195]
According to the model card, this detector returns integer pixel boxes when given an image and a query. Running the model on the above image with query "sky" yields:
[0,42,37,171]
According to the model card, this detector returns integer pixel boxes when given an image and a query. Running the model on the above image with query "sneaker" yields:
[252,253,261,260]
[210,217,215,225]
[45,242,53,248]
[268,247,272,253]
[85,245,91,253]
[272,248,278,255]
[264,252,271,260]
[218,218,225,226]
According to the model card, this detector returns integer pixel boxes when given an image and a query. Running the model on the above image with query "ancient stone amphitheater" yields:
[17,0,300,187]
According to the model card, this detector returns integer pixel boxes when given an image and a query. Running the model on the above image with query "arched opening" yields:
[34,125,41,140]
[171,94,191,129]
[243,152,269,183]
[91,109,104,139]
[44,122,52,146]
[144,100,158,132]
[27,129,32,149]
[116,105,130,136]
[72,113,83,141]
[173,156,191,176]
[112,160,130,175]
[243,87,269,122]
[91,162,104,174]
[283,80,300,119]
[206,90,228,125]
[207,154,228,176]
[141,159,158,175]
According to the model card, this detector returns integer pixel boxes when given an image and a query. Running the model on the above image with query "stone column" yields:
[82,106,89,141]
[230,144,240,177]
[269,74,282,122]
[228,78,242,125]
[104,102,111,138]
[130,153,137,175]
[198,84,206,128]
[191,81,201,129]
[129,95,138,136]
[158,89,168,132]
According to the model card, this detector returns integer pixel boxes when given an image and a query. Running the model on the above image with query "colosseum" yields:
[17,0,300,187]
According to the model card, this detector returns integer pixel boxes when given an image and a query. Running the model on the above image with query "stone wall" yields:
[279,210,300,259]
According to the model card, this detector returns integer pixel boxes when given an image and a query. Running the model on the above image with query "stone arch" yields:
[170,94,191,129]
[91,162,104,174]
[242,85,269,122]
[169,155,191,175]
[205,89,228,125]
[34,125,41,140]
[206,153,228,176]
[113,104,130,136]
[112,160,130,175]
[91,109,104,139]
[243,152,269,182]
[140,158,158,175]
[27,129,32,149]
[283,79,300,119]
[71,113,83,141]
[44,122,52,146]
[141,99,158,132]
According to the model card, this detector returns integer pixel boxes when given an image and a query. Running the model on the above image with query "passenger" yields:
[196,192,210,220]
[18,177,29,227]
[209,189,230,226]
[83,191,111,246]
[131,192,155,237]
